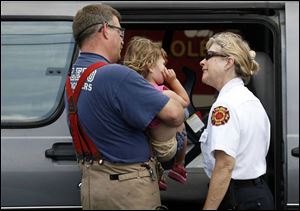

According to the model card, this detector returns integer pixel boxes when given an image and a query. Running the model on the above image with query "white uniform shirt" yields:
[200,77,270,179]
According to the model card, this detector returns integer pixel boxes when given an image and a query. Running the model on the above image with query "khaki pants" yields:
[151,136,177,162]
[80,158,161,210]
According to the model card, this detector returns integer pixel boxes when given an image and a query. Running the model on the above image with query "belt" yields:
[110,168,151,181]
[231,176,263,187]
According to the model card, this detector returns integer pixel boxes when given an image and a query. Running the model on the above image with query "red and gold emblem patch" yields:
[211,106,230,126]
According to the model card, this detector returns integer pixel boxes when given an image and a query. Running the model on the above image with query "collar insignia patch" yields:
[211,106,230,126]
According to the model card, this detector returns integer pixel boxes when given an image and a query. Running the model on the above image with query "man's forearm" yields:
[158,98,185,127]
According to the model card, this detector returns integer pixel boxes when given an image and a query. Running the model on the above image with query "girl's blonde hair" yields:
[123,36,167,78]
[206,32,260,83]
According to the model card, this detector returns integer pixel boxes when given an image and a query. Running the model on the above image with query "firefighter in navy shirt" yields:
[67,4,184,210]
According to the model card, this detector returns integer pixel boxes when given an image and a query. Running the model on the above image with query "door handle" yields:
[291,146,299,158]
[45,142,77,161]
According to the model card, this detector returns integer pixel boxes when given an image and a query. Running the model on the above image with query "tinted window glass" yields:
[1,21,75,123]
[122,23,273,116]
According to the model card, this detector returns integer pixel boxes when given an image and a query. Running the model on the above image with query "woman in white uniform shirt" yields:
[199,32,274,210]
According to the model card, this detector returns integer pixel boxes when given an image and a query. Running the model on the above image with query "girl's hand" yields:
[162,67,176,84]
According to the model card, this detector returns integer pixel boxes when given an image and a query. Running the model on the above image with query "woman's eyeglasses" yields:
[205,51,228,60]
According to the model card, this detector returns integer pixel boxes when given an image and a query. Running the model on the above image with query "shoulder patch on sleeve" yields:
[211,106,230,126]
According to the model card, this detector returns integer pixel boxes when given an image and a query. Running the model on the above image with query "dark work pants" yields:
[218,177,274,210]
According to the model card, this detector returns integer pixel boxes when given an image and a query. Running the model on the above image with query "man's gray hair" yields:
[72,4,121,47]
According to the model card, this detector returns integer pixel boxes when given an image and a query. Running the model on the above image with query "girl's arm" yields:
[163,68,190,108]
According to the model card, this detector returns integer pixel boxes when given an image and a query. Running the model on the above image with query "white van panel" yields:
[285,1,299,205]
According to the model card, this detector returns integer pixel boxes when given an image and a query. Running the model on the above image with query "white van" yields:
[1,1,298,209]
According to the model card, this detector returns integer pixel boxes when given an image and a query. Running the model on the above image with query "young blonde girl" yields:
[124,36,190,189]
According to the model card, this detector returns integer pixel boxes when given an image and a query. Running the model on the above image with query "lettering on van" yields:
[170,39,208,58]
[70,67,97,91]
[169,30,213,58]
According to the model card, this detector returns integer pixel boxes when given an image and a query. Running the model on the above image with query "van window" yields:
[122,22,274,118]
[1,21,75,125]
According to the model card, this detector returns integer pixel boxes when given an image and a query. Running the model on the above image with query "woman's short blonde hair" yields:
[206,32,260,83]
[123,36,167,78]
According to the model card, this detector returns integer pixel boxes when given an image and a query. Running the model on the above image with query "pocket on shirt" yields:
[199,129,208,143]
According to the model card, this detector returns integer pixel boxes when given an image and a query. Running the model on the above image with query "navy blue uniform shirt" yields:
[67,52,169,163]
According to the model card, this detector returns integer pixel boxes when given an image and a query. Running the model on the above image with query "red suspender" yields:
[65,62,107,164]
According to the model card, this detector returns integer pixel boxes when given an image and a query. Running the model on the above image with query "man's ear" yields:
[102,23,110,39]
